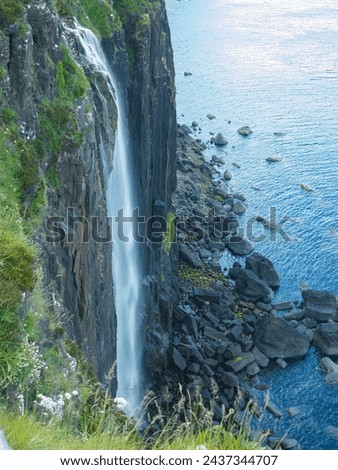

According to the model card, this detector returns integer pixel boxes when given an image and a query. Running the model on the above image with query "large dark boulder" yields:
[231,268,274,303]
[313,323,338,355]
[302,289,337,322]
[228,237,254,256]
[254,315,310,359]
[245,253,280,289]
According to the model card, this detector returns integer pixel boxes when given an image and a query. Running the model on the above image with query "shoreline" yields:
[164,122,338,450]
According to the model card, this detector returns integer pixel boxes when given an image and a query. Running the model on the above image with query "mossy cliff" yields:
[0,0,177,406]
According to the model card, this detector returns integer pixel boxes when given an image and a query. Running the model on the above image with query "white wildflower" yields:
[114,397,128,411]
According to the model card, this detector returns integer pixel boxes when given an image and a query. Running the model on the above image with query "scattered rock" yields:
[319,357,338,384]
[173,348,187,371]
[177,124,193,135]
[191,288,221,304]
[211,155,225,164]
[233,192,246,201]
[207,114,216,120]
[268,437,298,449]
[300,183,314,192]
[245,253,280,289]
[313,323,338,356]
[246,362,260,376]
[231,268,274,302]
[254,315,310,359]
[283,310,304,321]
[215,133,228,146]
[276,358,288,369]
[272,301,293,311]
[179,245,202,269]
[274,132,287,137]
[302,317,317,329]
[228,238,254,256]
[184,71,192,76]
[302,289,337,322]
[253,346,269,367]
[192,120,199,128]
[237,126,253,136]
[226,352,255,372]
[232,200,246,215]
[266,402,282,418]
[223,169,233,180]
[287,407,301,417]
[266,156,283,162]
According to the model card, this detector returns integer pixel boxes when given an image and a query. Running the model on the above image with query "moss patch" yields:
[179,262,227,290]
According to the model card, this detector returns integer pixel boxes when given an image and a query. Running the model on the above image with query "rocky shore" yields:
[156,123,338,449]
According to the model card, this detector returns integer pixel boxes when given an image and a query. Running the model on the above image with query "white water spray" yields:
[69,23,143,412]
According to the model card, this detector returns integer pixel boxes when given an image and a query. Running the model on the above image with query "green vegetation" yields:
[0,384,263,450]
[37,44,89,188]
[113,0,158,26]
[0,66,6,80]
[0,0,29,28]
[163,211,176,254]
[54,0,119,37]
[179,262,228,290]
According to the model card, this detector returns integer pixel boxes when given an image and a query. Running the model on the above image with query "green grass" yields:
[0,391,263,450]
[57,45,89,101]
[0,411,142,450]
[54,0,119,37]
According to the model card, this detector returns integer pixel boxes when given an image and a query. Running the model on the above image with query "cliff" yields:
[0,0,177,395]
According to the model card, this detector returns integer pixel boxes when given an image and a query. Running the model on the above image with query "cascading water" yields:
[67,23,143,412]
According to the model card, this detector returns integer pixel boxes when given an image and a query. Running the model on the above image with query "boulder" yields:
[212,155,225,164]
[272,301,293,311]
[266,156,283,162]
[226,352,255,372]
[254,315,310,359]
[237,126,253,136]
[191,288,221,304]
[253,346,269,367]
[232,268,274,303]
[177,124,192,135]
[173,348,187,371]
[232,200,246,215]
[266,402,282,418]
[214,133,228,146]
[179,244,202,269]
[207,113,216,120]
[223,169,233,180]
[228,237,254,256]
[245,253,280,289]
[302,289,337,322]
[320,357,338,384]
[313,323,338,355]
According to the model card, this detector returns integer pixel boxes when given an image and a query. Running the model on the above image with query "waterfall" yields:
[67,23,143,412]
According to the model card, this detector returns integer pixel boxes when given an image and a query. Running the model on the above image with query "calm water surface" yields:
[166,0,338,449]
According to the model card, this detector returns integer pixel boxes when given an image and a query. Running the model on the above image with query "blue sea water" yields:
[166,0,338,449]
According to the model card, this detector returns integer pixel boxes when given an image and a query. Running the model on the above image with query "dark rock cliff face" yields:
[0,0,177,392]
[119,1,178,388]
